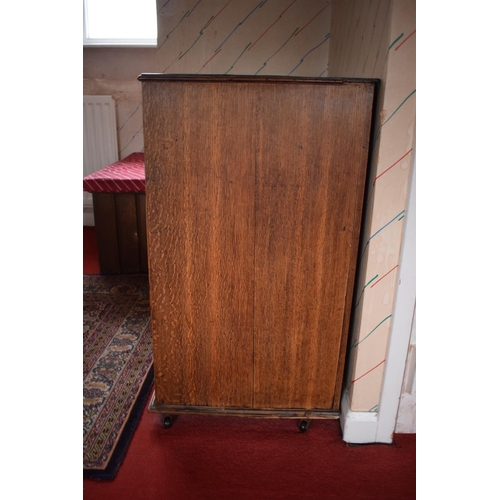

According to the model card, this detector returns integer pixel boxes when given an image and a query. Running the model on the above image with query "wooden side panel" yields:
[254,83,374,409]
[136,194,149,273]
[115,193,141,274]
[142,81,256,408]
[93,193,120,275]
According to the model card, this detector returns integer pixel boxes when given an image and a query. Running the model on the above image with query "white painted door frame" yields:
[395,303,416,433]
[340,147,416,443]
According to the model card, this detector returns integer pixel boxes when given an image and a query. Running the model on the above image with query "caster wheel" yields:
[163,415,174,429]
[299,420,310,433]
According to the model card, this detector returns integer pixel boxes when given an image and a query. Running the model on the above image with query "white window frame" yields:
[83,0,157,48]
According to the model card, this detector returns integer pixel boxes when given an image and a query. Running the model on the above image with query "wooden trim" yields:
[138,73,379,86]
[148,392,340,420]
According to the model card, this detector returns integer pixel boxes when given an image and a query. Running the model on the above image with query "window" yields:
[83,0,157,47]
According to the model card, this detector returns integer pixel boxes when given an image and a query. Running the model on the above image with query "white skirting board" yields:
[340,146,416,444]
[340,391,379,443]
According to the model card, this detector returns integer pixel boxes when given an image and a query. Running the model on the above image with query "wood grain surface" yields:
[141,76,375,412]
[115,193,140,274]
[93,193,121,275]
[92,193,148,275]
[143,81,256,408]
[253,83,374,409]
[136,194,149,273]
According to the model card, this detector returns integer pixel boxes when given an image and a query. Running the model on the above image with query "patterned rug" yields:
[83,274,153,480]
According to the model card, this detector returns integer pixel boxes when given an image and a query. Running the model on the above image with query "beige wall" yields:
[83,0,332,157]
[328,0,416,411]
[328,0,391,79]
[83,48,157,159]
[83,0,416,413]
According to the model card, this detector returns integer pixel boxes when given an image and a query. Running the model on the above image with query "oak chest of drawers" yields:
[139,74,376,427]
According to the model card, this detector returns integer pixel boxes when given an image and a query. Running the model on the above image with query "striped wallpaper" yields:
[156,0,331,75]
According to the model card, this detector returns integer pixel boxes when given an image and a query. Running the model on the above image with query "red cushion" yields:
[83,152,145,193]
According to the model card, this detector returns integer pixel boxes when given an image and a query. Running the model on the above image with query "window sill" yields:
[84,39,157,48]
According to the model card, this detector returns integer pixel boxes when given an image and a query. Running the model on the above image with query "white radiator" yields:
[83,95,119,225]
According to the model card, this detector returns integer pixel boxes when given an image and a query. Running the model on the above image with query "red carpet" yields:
[83,226,100,274]
[83,406,415,500]
[83,226,416,500]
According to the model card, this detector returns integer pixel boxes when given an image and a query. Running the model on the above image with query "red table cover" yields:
[83,152,145,193]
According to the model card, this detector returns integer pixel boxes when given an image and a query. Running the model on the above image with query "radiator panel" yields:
[83,96,119,213]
